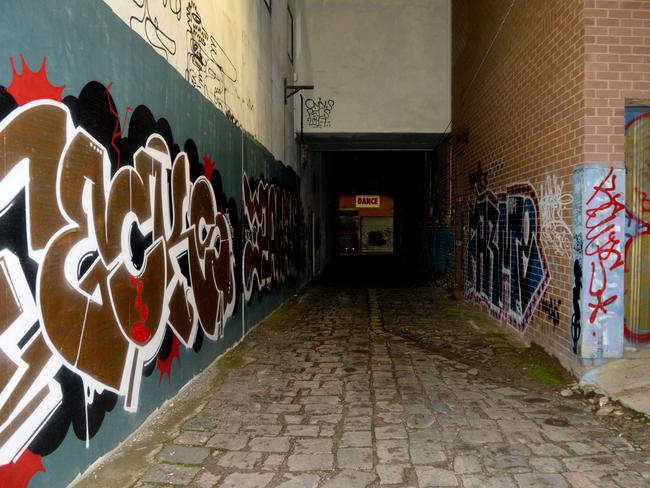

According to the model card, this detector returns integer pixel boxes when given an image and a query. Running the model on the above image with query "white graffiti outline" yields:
[0,250,63,465]
[539,173,573,257]
[0,100,236,461]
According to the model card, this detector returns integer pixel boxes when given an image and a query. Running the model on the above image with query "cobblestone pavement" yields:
[80,283,650,487]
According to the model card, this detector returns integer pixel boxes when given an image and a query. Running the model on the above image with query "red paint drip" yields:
[141,304,149,321]
[129,276,151,344]
[7,55,65,106]
[157,335,181,385]
[105,82,133,169]
[0,449,45,488]
[202,154,215,181]
[130,322,152,343]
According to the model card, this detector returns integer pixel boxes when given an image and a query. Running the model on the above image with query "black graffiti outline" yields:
[540,296,561,328]
[571,258,583,354]
[162,0,182,19]
[130,0,179,60]
[185,0,238,119]
[305,98,334,129]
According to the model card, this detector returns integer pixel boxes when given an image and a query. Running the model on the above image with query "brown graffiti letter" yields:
[189,178,234,338]
[0,104,68,250]
[39,131,129,389]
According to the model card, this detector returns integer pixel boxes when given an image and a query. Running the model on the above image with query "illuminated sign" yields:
[355,195,380,208]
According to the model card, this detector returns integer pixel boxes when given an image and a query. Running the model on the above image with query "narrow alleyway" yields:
[75,282,650,488]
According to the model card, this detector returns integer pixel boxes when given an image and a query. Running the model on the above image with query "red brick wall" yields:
[584,0,650,166]
[451,0,585,372]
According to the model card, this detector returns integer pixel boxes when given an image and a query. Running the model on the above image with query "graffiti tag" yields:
[242,174,300,301]
[466,183,549,331]
[305,98,334,129]
[539,173,573,257]
[584,167,625,324]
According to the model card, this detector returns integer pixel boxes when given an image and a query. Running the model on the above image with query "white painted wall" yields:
[271,0,299,165]
[103,0,299,166]
[295,0,451,134]
[103,0,451,154]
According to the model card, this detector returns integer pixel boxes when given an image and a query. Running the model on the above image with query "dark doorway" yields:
[320,150,429,284]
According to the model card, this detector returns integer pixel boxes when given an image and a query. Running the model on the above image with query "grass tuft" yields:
[524,362,568,385]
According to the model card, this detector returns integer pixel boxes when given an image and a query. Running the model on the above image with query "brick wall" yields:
[584,0,650,166]
[582,1,650,358]
[451,0,585,372]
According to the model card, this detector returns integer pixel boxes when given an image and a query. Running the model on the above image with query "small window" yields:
[264,0,271,14]
[287,5,294,63]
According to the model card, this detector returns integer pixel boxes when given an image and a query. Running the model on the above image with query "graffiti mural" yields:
[0,56,243,483]
[305,98,334,129]
[572,166,625,359]
[242,174,301,302]
[465,182,549,331]
[624,106,650,345]
[539,173,573,258]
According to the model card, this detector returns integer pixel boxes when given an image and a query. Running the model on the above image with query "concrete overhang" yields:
[300,133,446,151]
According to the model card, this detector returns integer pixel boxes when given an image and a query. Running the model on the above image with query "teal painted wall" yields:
[0,2,304,486]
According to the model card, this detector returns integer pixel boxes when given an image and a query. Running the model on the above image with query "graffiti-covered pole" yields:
[572,165,625,360]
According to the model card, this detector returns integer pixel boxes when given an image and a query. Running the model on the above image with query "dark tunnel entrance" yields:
[318,150,437,285]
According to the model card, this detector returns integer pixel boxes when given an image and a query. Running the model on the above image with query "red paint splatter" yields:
[0,449,45,488]
[129,277,151,344]
[130,323,151,343]
[7,55,65,106]
[202,155,215,180]
[105,83,133,169]
[157,335,181,385]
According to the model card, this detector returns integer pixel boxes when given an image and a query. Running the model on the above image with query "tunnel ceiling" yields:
[302,133,445,152]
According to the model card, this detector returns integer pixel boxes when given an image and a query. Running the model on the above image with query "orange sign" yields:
[355,195,380,208]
